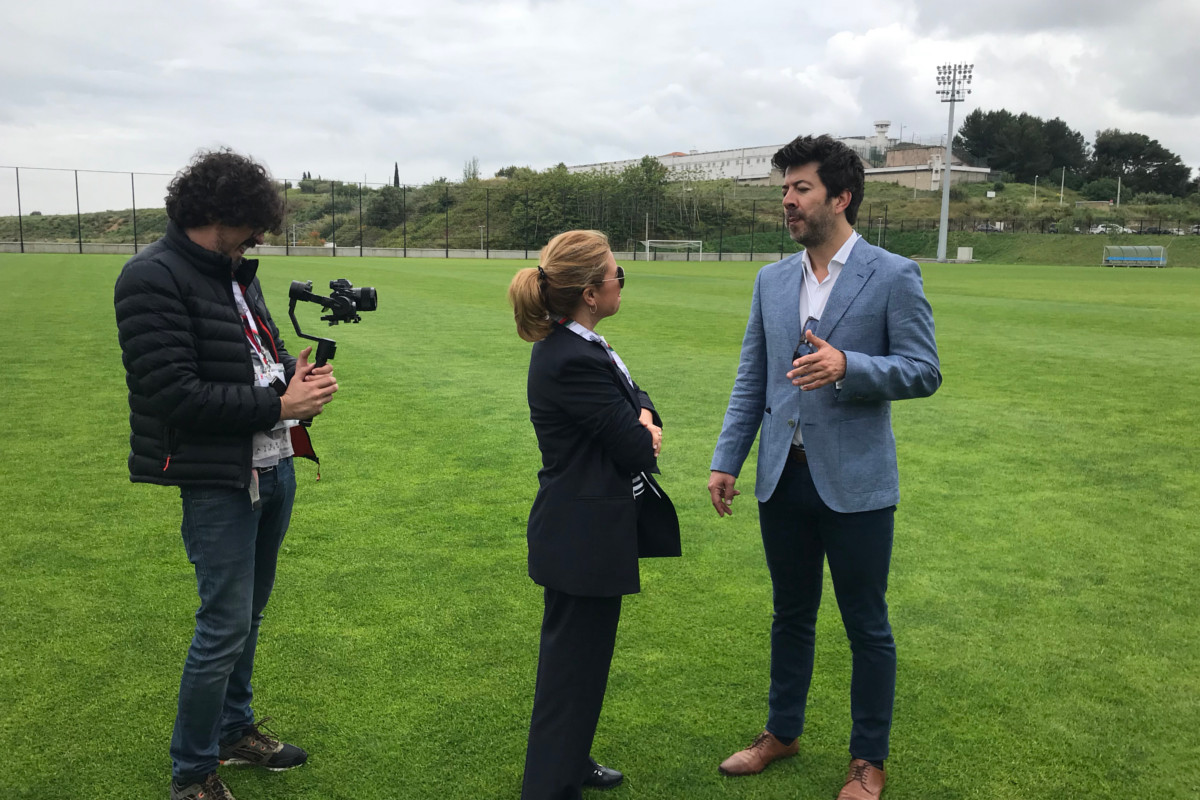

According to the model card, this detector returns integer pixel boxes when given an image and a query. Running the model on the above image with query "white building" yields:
[566,121,898,185]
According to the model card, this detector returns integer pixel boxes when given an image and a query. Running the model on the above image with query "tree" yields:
[1080,178,1118,201]
[463,156,480,184]
[393,162,400,188]
[1088,129,1191,197]
[365,185,405,229]
[955,109,1087,183]
[495,165,532,179]
[1041,117,1088,173]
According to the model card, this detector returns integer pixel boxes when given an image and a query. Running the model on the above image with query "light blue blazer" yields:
[711,238,941,513]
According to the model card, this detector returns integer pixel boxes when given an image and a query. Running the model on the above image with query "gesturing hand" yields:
[279,346,338,421]
[708,471,740,517]
[787,330,846,391]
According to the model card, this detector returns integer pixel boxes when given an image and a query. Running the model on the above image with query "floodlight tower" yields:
[934,63,973,261]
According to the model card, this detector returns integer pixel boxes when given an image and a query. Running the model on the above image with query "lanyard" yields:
[231,281,274,365]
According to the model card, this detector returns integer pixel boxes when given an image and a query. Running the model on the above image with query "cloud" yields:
[1,0,1195,215]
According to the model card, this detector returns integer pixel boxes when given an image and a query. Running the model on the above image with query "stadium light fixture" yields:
[934,63,973,261]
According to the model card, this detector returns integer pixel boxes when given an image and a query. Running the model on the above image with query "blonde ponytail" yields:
[507,230,611,343]
[508,267,553,342]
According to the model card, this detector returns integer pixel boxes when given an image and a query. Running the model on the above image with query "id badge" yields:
[269,362,286,387]
[248,469,262,511]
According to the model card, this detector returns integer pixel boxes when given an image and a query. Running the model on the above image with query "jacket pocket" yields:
[162,424,178,471]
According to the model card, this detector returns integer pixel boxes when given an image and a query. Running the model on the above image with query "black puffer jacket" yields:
[114,222,296,487]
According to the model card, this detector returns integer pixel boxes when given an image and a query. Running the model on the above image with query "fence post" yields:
[75,170,83,254]
[330,181,336,254]
[402,185,407,258]
[718,193,724,261]
[631,198,637,261]
[15,167,24,253]
[524,190,530,259]
[284,180,289,256]
[131,172,139,253]
[485,188,490,259]
[358,182,363,256]
[882,204,888,249]
[444,184,449,258]
[750,200,756,261]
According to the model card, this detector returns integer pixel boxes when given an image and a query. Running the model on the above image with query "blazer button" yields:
[787,419,795,428]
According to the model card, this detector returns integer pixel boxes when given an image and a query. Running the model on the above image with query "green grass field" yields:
[1,253,1198,799]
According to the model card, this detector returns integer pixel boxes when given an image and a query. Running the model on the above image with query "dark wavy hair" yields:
[771,135,866,225]
[165,148,285,234]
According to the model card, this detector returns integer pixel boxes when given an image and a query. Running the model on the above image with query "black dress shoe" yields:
[583,757,624,790]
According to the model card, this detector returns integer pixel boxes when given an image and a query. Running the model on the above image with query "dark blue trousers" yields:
[758,457,895,763]
[170,459,296,784]
[521,588,622,800]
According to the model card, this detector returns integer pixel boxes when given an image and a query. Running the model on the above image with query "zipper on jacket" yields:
[163,426,178,471]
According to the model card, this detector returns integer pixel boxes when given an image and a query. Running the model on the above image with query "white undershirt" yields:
[793,231,859,447]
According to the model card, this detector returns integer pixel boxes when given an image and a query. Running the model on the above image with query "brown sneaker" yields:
[836,758,885,800]
[718,730,799,776]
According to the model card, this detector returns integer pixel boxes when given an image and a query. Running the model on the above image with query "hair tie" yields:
[536,265,547,282]
[535,265,548,300]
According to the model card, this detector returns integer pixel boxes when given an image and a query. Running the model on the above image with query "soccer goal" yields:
[641,239,703,261]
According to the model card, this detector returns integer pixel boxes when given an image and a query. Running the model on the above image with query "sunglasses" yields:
[597,264,625,289]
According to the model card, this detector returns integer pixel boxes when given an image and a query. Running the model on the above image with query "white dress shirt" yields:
[793,231,860,447]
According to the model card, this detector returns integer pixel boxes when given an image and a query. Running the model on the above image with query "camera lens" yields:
[355,287,378,312]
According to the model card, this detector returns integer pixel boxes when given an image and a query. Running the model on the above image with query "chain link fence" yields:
[2,166,1197,258]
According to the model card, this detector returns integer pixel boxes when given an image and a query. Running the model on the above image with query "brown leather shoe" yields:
[718,731,799,776]
[836,758,885,800]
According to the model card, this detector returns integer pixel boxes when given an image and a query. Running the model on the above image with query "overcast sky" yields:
[3,0,1198,213]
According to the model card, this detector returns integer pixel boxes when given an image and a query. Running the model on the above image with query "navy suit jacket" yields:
[526,324,680,597]
[711,238,941,513]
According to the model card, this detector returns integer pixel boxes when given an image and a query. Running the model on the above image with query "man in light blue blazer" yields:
[708,135,941,800]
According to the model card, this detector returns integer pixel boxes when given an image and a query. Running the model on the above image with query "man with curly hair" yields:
[115,149,338,800]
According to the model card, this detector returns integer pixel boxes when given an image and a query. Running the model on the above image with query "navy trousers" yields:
[521,587,622,800]
[758,457,896,762]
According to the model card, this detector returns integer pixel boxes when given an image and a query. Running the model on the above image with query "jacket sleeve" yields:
[550,353,658,476]
[710,269,768,476]
[837,259,942,402]
[115,259,283,434]
[631,382,662,427]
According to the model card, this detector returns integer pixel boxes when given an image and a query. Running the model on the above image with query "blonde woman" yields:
[508,230,680,800]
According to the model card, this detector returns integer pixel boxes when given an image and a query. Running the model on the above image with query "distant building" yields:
[863,143,991,191]
[566,122,996,190]
[566,121,899,186]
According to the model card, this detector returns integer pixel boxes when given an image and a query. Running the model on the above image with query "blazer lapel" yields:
[817,240,876,340]
[766,254,804,356]
[591,338,640,409]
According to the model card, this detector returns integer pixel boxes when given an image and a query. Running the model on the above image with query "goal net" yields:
[641,239,703,260]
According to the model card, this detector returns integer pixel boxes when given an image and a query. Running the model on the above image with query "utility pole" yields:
[934,63,974,262]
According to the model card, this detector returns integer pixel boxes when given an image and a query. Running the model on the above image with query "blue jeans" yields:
[170,459,296,784]
[758,458,896,763]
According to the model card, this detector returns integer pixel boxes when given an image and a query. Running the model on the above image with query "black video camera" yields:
[288,278,378,367]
